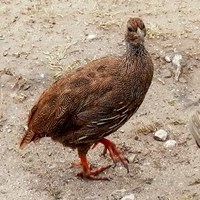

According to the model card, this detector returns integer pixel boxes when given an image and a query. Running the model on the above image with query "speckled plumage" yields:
[20,17,154,179]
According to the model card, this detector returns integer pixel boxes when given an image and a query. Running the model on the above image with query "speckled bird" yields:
[189,110,200,147]
[20,17,154,180]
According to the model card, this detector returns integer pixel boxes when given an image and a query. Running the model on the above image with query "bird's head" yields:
[125,17,146,45]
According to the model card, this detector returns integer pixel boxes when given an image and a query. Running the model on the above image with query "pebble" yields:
[164,55,171,63]
[179,77,187,83]
[121,194,135,200]
[7,129,12,133]
[108,189,126,200]
[129,154,137,163]
[172,54,182,67]
[162,69,172,78]
[120,129,125,133]
[86,34,97,40]
[164,140,177,148]
[3,51,8,56]
[154,129,168,141]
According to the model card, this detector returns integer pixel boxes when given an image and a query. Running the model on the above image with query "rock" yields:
[7,129,12,133]
[172,54,182,67]
[108,189,126,200]
[86,34,97,40]
[129,154,137,163]
[164,140,177,148]
[162,69,172,78]
[172,54,182,82]
[164,55,171,63]
[172,53,187,82]
[40,74,44,78]
[120,129,125,133]
[3,51,8,56]
[179,77,187,83]
[121,194,135,200]
[154,129,168,141]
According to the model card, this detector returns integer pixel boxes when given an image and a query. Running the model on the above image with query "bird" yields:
[19,17,154,180]
[189,110,200,147]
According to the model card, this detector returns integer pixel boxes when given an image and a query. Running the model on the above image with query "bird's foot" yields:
[92,138,129,172]
[77,155,111,180]
[77,165,111,180]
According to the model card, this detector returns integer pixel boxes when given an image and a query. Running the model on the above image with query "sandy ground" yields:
[0,0,200,200]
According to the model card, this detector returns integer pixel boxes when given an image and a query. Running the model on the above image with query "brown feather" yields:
[19,130,35,149]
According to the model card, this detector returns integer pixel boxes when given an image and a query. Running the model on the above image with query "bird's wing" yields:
[20,57,122,148]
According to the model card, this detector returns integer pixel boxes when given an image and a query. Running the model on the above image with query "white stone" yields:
[154,129,168,141]
[121,194,135,200]
[129,154,137,163]
[7,129,12,133]
[164,140,177,148]
[86,34,97,40]
[164,55,171,63]
[172,54,182,67]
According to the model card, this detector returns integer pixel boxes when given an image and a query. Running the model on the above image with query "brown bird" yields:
[189,110,200,147]
[20,17,154,180]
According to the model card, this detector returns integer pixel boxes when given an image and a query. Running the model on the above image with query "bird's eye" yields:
[128,26,137,32]
[128,27,133,32]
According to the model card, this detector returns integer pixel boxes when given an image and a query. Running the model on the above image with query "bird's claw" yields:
[77,164,112,180]
[93,138,129,173]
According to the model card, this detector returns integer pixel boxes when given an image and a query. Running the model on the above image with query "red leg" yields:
[77,153,111,180]
[92,138,129,172]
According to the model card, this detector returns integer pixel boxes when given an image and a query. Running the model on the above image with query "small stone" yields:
[164,55,171,63]
[154,129,168,141]
[49,164,57,169]
[134,135,139,140]
[164,140,177,148]
[162,69,172,78]
[40,74,44,78]
[129,154,137,163]
[108,189,126,200]
[172,53,187,81]
[179,77,187,83]
[7,129,12,133]
[172,54,182,67]
[86,34,97,40]
[3,51,8,56]
[32,55,38,60]
[13,93,27,102]
[121,194,135,200]
[120,129,125,133]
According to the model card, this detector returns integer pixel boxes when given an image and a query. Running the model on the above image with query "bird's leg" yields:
[76,147,111,180]
[93,138,129,172]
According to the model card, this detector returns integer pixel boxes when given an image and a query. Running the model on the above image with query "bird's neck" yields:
[122,42,149,73]
[125,42,147,58]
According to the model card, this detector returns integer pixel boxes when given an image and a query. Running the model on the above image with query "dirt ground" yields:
[0,0,200,200]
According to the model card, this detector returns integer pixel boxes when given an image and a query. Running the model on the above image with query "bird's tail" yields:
[19,129,35,149]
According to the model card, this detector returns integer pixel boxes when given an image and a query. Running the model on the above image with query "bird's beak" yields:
[137,27,146,41]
